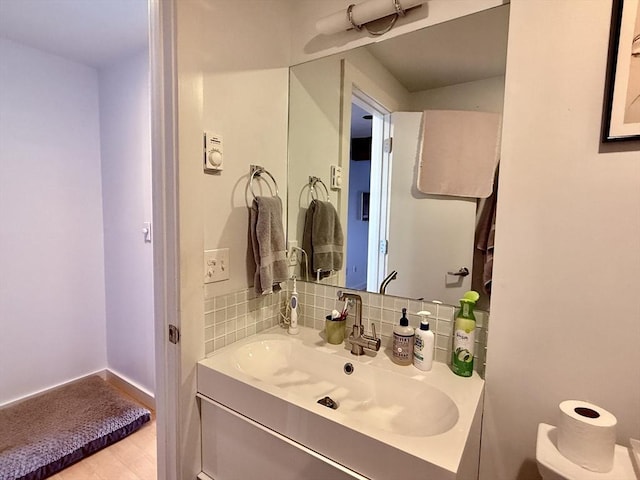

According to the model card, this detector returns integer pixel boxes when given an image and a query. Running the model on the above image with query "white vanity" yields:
[197,326,484,480]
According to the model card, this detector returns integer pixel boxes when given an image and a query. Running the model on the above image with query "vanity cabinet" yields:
[199,396,366,480]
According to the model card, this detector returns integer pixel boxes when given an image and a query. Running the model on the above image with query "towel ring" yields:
[250,165,279,199]
[309,176,330,203]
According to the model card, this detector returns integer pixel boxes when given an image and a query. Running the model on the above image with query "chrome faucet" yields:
[337,291,381,355]
[379,270,398,295]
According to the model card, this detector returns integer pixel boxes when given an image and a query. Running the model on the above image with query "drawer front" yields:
[199,395,368,480]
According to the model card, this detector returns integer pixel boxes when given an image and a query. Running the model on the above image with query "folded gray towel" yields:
[302,199,344,278]
[250,196,288,294]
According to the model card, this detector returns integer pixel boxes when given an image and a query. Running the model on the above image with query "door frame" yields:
[150,0,180,478]
[340,60,398,293]
[350,91,391,293]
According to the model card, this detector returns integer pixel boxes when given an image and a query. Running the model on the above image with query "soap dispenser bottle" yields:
[452,290,480,377]
[414,311,434,371]
[392,308,414,366]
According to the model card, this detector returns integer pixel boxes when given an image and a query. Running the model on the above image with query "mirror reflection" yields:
[287,5,509,308]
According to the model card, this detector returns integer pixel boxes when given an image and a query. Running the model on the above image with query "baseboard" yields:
[104,369,155,411]
[0,368,107,409]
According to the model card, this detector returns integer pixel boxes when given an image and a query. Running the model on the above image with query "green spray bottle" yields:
[451,290,480,377]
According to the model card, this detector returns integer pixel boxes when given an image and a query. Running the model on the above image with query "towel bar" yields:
[250,165,279,199]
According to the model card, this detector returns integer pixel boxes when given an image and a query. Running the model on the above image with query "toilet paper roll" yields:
[557,400,617,473]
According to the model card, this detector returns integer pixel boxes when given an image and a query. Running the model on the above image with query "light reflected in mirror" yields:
[287,5,509,308]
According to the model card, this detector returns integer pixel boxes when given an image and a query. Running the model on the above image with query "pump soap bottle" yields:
[451,290,480,377]
[414,311,434,371]
[392,308,414,366]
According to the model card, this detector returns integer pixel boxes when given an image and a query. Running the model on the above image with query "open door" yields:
[385,112,476,304]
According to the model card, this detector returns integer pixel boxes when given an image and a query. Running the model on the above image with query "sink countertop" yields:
[198,325,485,479]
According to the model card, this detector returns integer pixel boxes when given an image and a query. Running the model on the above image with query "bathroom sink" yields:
[232,338,459,436]
[198,326,484,480]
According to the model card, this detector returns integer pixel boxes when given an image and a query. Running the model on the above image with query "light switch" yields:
[330,164,342,190]
[142,222,152,243]
[204,248,230,283]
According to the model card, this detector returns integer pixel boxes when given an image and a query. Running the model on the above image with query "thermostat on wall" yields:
[204,132,223,172]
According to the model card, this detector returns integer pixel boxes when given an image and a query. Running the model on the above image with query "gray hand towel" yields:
[250,196,288,294]
[302,199,344,278]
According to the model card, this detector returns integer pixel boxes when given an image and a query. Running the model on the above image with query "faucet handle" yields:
[364,322,379,341]
[367,322,381,351]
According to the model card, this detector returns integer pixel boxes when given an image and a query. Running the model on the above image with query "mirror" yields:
[287,5,509,308]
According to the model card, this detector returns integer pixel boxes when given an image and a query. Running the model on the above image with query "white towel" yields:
[417,110,501,198]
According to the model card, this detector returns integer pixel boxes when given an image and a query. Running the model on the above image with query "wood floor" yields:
[49,417,157,480]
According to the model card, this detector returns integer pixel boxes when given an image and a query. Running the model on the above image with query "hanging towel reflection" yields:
[302,199,344,279]
[417,110,502,198]
[475,166,499,295]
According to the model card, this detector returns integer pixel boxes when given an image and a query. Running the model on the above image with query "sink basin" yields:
[232,338,458,437]
[198,326,484,480]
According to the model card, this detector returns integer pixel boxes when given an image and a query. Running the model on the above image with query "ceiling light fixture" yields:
[316,0,425,36]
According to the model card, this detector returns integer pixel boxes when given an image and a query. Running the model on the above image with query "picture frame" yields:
[602,0,640,142]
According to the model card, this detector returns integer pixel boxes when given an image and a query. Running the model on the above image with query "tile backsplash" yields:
[204,281,489,377]
[204,288,286,355]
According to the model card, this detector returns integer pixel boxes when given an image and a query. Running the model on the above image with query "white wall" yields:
[0,39,107,405]
[288,54,344,256]
[201,0,291,297]
[481,2,640,479]
[203,68,289,296]
[173,1,291,477]
[99,50,154,395]
[409,75,505,113]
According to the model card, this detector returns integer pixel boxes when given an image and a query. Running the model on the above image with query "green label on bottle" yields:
[452,327,475,377]
[452,348,474,377]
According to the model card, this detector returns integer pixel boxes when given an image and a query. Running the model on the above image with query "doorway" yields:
[0,0,159,475]
[345,91,391,293]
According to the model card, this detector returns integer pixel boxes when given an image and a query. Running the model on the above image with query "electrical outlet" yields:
[204,248,230,283]
[287,241,298,267]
